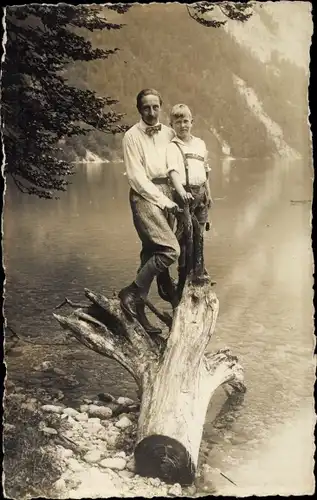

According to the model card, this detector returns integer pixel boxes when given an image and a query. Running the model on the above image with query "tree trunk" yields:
[53,280,245,485]
[53,205,245,485]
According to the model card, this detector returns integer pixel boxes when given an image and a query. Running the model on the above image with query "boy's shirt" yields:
[166,135,210,186]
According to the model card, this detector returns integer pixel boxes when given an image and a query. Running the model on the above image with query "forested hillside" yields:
[63,3,311,162]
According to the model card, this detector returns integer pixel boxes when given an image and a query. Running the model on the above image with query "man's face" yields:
[171,112,193,141]
[138,95,161,126]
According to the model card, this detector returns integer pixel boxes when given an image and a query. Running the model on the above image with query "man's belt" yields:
[152,177,168,185]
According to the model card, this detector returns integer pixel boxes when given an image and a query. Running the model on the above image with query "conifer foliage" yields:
[2,4,130,198]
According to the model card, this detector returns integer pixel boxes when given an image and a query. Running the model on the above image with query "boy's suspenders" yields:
[173,142,190,189]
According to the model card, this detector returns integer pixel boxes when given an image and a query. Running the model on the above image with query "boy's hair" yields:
[170,104,192,123]
[136,89,163,111]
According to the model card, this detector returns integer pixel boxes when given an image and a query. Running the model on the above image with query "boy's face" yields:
[171,112,193,141]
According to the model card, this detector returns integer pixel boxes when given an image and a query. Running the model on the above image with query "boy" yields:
[166,103,216,284]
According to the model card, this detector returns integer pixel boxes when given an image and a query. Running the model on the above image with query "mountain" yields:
[62,3,312,162]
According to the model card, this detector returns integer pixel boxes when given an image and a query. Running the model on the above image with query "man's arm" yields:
[123,134,176,210]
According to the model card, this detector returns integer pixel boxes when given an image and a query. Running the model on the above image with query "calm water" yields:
[4,157,315,495]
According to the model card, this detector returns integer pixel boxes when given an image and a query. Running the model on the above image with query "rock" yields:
[117,396,134,406]
[99,457,127,471]
[83,450,103,463]
[148,477,161,487]
[42,404,64,414]
[5,380,15,390]
[63,407,79,417]
[105,434,119,448]
[58,447,73,459]
[54,477,66,492]
[115,416,133,429]
[75,412,89,422]
[53,367,67,376]
[83,398,93,404]
[21,402,37,411]
[4,423,16,432]
[42,426,58,435]
[98,392,116,403]
[80,404,89,413]
[168,483,182,496]
[185,485,197,496]
[68,458,84,472]
[126,458,136,472]
[114,451,126,459]
[118,470,134,479]
[40,361,53,370]
[88,417,101,424]
[88,404,112,419]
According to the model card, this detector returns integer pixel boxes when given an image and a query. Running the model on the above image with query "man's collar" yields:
[138,119,161,132]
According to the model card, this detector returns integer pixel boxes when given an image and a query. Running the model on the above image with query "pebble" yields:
[98,392,116,403]
[68,458,84,472]
[126,458,136,472]
[114,451,126,458]
[80,404,89,413]
[63,407,79,417]
[4,423,16,432]
[148,477,161,487]
[59,447,73,459]
[99,457,127,471]
[168,483,182,496]
[185,485,197,496]
[88,417,101,424]
[5,380,15,390]
[83,398,93,404]
[115,416,133,429]
[42,404,64,414]
[42,426,58,435]
[75,412,89,422]
[88,404,112,419]
[83,450,103,463]
[117,396,134,406]
[54,477,66,492]
[118,470,134,479]
[21,402,37,411]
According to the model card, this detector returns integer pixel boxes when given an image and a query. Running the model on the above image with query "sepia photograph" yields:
[2,1,315,498]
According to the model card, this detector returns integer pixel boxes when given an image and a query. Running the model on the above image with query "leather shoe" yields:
[118,283,142,319]
[157,270,177,304]
[136,303,162,336]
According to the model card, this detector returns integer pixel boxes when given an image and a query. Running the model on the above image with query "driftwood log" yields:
[53,206,246,485]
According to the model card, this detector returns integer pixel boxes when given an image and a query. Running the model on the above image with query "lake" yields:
[4,156,315,495]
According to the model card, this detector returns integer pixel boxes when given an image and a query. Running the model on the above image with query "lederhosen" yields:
[172,142,209,225]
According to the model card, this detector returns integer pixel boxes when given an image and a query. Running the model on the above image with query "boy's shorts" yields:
[173,184,209,224]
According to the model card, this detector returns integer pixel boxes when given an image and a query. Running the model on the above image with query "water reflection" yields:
[4,155,314,494]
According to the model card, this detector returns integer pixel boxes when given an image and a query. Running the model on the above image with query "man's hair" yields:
[136,89,163,111]
[170,104,192,122]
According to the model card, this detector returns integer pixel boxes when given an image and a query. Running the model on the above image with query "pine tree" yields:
[1,4,130,198]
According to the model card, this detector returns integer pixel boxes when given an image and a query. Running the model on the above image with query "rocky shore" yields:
[4,381,214,498]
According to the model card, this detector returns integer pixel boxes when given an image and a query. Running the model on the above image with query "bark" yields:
[53,280,245,485]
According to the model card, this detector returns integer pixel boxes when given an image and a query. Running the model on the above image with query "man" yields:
[119,89,180,335]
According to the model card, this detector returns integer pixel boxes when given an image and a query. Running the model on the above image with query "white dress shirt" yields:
[166,135,210,186]
[122,120,175,209]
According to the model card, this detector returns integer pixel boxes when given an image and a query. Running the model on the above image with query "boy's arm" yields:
[204,148,213,208]
[167,144,193,203]
[169,171,193,202]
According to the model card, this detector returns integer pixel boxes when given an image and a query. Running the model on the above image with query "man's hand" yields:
[164,199,180,217]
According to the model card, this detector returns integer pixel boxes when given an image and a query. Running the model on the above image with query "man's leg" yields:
[119,190,180,326]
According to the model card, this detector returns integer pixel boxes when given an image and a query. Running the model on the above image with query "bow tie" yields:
[145,124,162,137]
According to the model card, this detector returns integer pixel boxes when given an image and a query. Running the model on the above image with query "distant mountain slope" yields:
[63,3,311,162]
